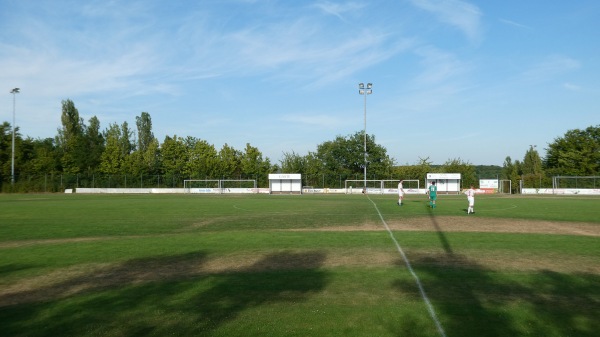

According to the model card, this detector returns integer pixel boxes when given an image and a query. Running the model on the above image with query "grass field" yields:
[0,193,599,337]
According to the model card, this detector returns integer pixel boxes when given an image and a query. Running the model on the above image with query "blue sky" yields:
[1,0,598,166]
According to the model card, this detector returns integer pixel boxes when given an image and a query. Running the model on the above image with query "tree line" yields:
[1,99,598,192]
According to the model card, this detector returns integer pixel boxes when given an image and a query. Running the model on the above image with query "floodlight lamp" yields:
[11,88,20,94]
[359,83,364,89]
[359,89,365,94]
[367,83,372,89]
[366,89,372,95]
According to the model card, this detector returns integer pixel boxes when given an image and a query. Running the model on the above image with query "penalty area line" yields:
[367,196,447,337]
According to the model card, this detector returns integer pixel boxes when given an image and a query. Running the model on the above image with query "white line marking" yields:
[367,196,447,337]
[233,204,250,211]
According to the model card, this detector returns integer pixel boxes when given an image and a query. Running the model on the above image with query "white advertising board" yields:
[427,173,461,180]
[480,179,499,189]
[268,174,301,180]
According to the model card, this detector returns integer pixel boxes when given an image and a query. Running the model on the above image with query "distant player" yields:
[465,185,475,214]
[427,181,437,208]
[397,180,404,206]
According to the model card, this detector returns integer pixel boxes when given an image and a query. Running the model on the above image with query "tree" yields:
[544,125,600,176]
[521,145,544,189]
[241,143,272,186]
[502,156,522,193]
[316,135,356,179]
[522,145,543,175]
[440,158,477,187]
[21,138,59,175]
[314,131,394,186]
[475,165,502,179]
[83,116,104,172]
[280,151,306,173]
[99,123,125,174]
[217,143,242,179]
[56,99,86,173]
[392,157,433,187]
[135,112,154,153]
[140,138,161,175]
[119,122,135,157]
[0,122,17,180]
[128,112,158,176]
[184,137,218,178]
[160,135,188,177]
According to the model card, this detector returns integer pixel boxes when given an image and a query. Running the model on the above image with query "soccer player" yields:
[427,181,437,208]
[465,185,475,214]
[397,180,404,206]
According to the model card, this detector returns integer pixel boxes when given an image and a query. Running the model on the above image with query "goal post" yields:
[552,176,600,195]
[184,179,221,193]
[219,179,258,194]
[184,179,258,194]
[499,179,512,194]
[382,179,420,191]
[345,179,420,194]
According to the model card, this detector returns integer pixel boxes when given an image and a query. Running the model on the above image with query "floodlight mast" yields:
[358,83,372,193]
[10,88,20,186]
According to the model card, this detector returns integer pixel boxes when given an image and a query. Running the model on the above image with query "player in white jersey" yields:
[397,180,404,206]
[464,185,475,214]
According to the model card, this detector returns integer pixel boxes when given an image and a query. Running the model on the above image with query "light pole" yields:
[10,88,20,186]
[530,144,540,188]
[358,83,372,193]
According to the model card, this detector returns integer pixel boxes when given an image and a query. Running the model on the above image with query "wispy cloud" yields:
[563,82,581,91]
[521,55,581,83]
[409,0,483,42]
[209,18,407,87]
[499,18,532,30]
[281,114,345,128]
[312,1,365,21]
[413,46,469,85]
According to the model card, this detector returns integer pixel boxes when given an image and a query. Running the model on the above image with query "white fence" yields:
[75,188,270,194]
[522,188,600,195]
[74,187,600,195]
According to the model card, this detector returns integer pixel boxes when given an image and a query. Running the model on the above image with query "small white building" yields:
[426,173,461,194]
[268,174,302,194]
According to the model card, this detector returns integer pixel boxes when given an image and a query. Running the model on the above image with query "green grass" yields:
[0,193,599,337]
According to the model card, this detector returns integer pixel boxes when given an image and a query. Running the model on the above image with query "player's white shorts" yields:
[467,196,474,207]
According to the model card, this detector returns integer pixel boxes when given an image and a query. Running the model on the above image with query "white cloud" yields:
[312,1,365,21]
[563,82,581,91]
[413,46,469,86]
[521,55,581,83]
[499,18,532,30]
[281,114,344,128]
[409,0,483,42]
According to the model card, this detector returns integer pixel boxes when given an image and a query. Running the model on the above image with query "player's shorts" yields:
[467,196,474,206]
[429,194,437,201]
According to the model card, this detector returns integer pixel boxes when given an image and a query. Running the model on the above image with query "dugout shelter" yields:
[426,173,461,194]
[269,173,302,194]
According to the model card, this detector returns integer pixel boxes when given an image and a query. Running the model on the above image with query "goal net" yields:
[498,179,512,194]
[184,179,258,194]
[184,180,221,193]
[552,176,600,195]
[345,179,420,194]
[383,179,420,192]
[220,179,257,193]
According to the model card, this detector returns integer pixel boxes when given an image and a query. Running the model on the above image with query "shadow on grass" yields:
[0,263,36,277]
[0,251,328,337]
[389,208,600,337]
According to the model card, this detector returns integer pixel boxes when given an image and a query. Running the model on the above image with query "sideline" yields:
[366,195,447,337]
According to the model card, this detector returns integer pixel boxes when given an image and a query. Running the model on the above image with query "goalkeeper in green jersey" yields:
[427,181,437,208]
